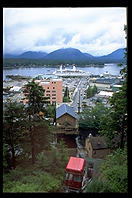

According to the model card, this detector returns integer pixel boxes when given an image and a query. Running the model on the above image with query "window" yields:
[52,101,56,105]
[52,90,56,93]
[66,173,73,181]
[73,175,82,182]
[47,87,49,89]
[52,97,56,100]
[53,87,55,89]
[46,90,50,93]
[52,94,56,96]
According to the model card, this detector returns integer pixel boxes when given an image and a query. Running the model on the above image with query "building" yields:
[55,103,79,134]
[85,136,110,159]
[37,78,63,105]
[23,78,63,105]
[89,78,121,90]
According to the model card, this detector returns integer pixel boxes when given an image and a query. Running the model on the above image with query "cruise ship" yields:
[53,65,92,77]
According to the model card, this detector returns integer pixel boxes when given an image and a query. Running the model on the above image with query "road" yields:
[71,77,88,113]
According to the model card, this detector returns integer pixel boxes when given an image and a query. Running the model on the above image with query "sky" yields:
[3,7,127,56]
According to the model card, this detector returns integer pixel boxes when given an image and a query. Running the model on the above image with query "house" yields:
[56,104,79,134]
[85,135,110,159]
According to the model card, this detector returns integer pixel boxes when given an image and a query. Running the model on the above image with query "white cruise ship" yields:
[53,65,92,77]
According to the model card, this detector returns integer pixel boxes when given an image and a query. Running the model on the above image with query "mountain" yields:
[43,48,89,62]
[4,51,48,59]
[96,48,125,63]
[3,48,125,63]
[3,54,18,58]
[18,51,48,59]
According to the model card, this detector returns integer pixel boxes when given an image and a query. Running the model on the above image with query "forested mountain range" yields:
[3,48,125,65]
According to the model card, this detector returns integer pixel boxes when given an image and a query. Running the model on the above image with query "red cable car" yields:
[65,156,93,192]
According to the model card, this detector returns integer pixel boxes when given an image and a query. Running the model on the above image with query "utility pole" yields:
[78,88,81,113]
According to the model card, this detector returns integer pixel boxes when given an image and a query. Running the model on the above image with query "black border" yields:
[1,0,129,198]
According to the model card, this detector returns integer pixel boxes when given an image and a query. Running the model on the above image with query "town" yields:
[3,65,124,158]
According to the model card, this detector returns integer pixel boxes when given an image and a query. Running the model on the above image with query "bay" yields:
[3,63,123,81]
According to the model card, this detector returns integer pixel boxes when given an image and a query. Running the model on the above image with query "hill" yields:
[96,48,125,63]
[4,51,48,59]
[3,48,125,66]
[44,48,89,62]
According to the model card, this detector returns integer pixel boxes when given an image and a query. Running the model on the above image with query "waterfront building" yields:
[89,77,123,90]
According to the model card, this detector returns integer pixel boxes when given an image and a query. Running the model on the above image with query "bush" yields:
[85,179,110,192]
[3,170,61,192]
[100,147,128,192]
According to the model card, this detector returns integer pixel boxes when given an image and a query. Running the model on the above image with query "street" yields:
[71,77,88,113]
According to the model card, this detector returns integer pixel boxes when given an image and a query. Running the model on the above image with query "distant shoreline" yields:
[3,63,107,70]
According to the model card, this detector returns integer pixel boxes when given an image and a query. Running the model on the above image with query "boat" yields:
[53,65,92,77]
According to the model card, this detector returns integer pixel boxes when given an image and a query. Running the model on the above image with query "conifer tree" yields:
[23,79,49,164]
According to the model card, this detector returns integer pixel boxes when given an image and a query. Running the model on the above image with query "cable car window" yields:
[66,173,73,181]
[73,175,82,182]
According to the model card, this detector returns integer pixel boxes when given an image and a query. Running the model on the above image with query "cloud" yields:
[3,7,127,55]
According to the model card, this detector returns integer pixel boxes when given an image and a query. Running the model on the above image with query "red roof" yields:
[66,157,85,173]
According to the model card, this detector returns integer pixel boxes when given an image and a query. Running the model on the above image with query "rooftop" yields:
[89,136,108,150]
[66,157,85,173]
[56,103,78,120]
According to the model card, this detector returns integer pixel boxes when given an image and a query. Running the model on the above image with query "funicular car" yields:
[65,156,94,192]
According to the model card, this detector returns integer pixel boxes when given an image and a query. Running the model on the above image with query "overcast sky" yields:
[3,7,127,56]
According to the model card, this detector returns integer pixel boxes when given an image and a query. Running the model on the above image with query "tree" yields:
[99,26,127,149]
[79,102,108,132]
[86,85,97,98]
[63,86,71,102]
[85,146,128,193]
[23,79,48,115]
[100,146,128,192]
[3,101,27,169]
[45,104,56,119]
[92,84,98,95]
[23,79,49,164]
[86,86,93,98]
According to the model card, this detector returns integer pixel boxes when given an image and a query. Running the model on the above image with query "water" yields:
[3,64,123,81]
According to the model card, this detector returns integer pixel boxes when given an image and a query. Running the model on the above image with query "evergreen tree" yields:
[63,86,71,102]
[23,79,49,164]
[99,25,127,149]
[3,101,27,169]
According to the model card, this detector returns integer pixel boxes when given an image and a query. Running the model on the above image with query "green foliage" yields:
[86,85,97,98]
[3,140,69,192]
[100,147,128,192]
[3,168,61,192]
[3,144,11,169]
[63,87,71,102]
[3,101,28,169]
[45,104,56,120]
[23,80,51,164]
[35,140,69,176]
[79,102,108,130]
[23,79,48,115]
[99,81,127,148]
[85,178,110,192]
[85,147,128,193]
[3,58,107,69]
[63,96,71,102]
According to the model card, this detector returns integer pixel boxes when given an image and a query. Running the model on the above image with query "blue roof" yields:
[56,104,78,120]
